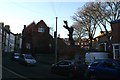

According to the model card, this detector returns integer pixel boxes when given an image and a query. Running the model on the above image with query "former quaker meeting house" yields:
[21,20,80,59]
[21,20,54,55]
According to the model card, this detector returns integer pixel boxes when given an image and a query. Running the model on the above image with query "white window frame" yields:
[38,27,45,32]
[0,28,2,34]
[26,43,31,49]
[113,44,120,59]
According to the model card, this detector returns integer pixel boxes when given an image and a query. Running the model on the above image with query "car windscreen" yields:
[25,55,34,59]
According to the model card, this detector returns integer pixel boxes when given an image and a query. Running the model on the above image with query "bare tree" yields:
[63,21,75,46]
[72,22,87,39]
[49,27,54,37]
[99,2,120,23]
[72,22,87,46]
[89,2,120,35]
[90,2,120,51]
[72,2,99,50]
[72,2,120,50]
[98,2,120,51]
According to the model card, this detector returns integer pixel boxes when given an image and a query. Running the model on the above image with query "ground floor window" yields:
[113,44,120,59]
[99,42,109,51]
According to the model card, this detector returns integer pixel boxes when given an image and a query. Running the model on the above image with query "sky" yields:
[0,0,111,38]
[0,0,88,38]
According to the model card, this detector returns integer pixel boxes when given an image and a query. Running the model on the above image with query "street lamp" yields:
[55,17,58,63]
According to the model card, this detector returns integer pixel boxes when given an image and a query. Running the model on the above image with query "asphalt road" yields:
[2,53,68,80]
[2,66,28,80]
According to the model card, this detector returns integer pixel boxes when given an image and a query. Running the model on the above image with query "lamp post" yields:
[55,17,58,63]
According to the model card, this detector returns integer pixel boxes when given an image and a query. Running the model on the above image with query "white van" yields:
[85,52,109,65]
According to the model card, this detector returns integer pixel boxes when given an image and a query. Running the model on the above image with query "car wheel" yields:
[89,74,97,80]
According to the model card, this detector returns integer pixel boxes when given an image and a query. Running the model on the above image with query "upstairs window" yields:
[0,28,2,34]
[38,27,45,32]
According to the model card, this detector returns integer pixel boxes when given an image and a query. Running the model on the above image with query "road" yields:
[2,53,68,80]
[2,66,27,80]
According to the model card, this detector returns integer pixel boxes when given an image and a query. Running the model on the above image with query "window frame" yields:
[38,27,45,32]
[113,44,120,59]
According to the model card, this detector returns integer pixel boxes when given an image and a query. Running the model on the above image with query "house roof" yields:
[25,20,48,31]
[26,21,36,31]
[22,21,35,36]
[95,31,111,38]
[36,20,48,28]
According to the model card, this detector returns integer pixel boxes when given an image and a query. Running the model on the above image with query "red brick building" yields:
[22,20,54,54]
[21,20,85,61]
[94,31,111,51]
[111,20,120,59]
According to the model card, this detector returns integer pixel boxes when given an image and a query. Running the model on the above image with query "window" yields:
[115,46,119,49]
[115,45,120,58]
[25,55,33,59]
[0,29,2,34]
[81,42,83,45]
[113,44,120,59]
[91,61,99,67]
[58,61,71,65]
[116,60,120,65]
[102,61,116,69]
[26,43,31,49]
[38,27,45,32]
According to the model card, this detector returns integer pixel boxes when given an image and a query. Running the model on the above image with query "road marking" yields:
[2,66,31,80]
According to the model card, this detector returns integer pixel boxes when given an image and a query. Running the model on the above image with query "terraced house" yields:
[0,23,2,52]
[1,23,22,53]
[111,20,120,59]
[93,19,120,59]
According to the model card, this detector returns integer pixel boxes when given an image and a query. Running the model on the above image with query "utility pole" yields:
[55,17,58,63]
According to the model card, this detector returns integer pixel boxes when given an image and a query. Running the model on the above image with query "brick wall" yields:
[111,20,120,44]
[22,20,54,54]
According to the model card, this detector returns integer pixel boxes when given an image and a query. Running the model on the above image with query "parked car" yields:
[19,54,37,66]
[11,52,20,61]
[86,59,120,80]
[51,60,87,79]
